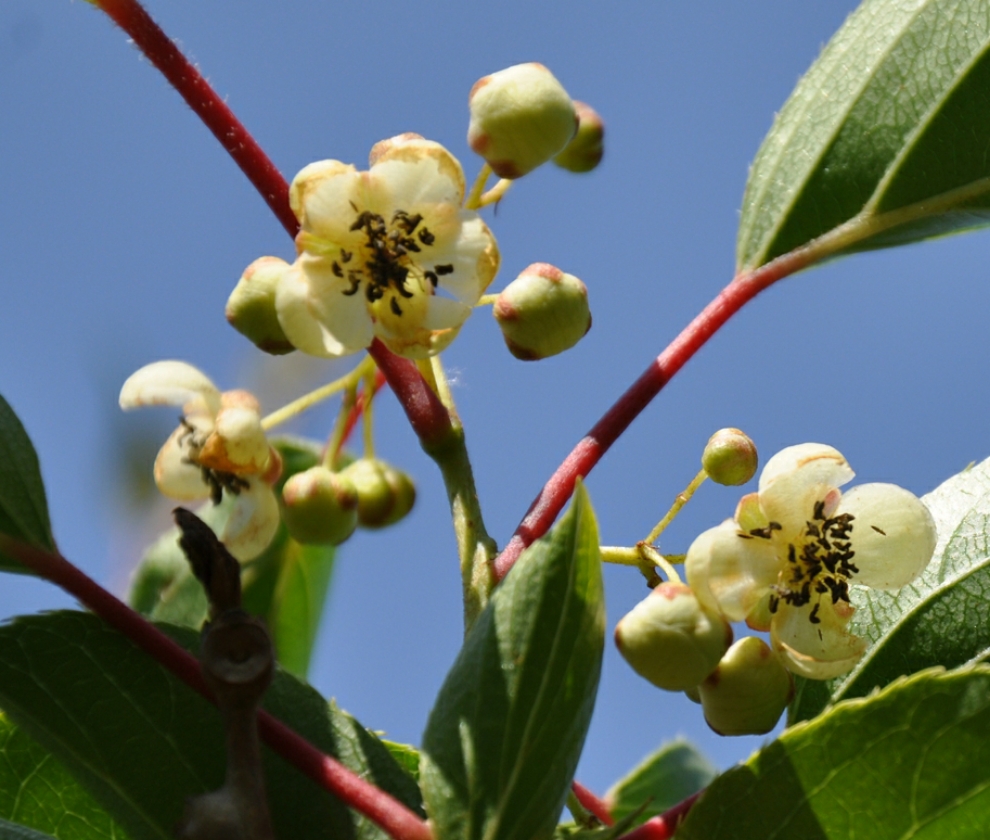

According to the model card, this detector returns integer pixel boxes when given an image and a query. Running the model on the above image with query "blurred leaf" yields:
[738,0,990,271]
[380,740,420,782]
[0,611,421,840]
[0,395,54,575]
[681,667,990,839]
[421,483,605,840]
[603,739,716,827]
[0,820,58,840]
[554,810,641,840]
[790,454,990,723]
[0,715,127,840]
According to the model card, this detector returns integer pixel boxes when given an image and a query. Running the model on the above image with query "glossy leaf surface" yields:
[739,0,990,271]
[790,454,990,723]
[0,396,54,575]
[0,611,420,840]
[604,739,716,827]
[421,484,605,840]
[682,668,990,839]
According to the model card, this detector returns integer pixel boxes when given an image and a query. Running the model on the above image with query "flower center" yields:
[765,500,860,624]
[178,416,249,505]
[332,206,455,318]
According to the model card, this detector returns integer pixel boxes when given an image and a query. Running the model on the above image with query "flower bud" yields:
[468,63,577,179]
[338,458,417,529]
[698,637,794,736]
[553,101,604,173]
[226,257,295,355]
[493,263,591,360]
[281,466,358,545]
[701,428,758,486]
[614,582,732,692]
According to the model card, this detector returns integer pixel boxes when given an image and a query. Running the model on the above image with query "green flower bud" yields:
[468,63,577,179]
[698,637,794,736]
[614,582,733,692]
[227,257,295,355]
[338,458,416,529]
[701,428,758,486]
[553,101,604,173]
[493,263,591,360]
[281,466,358,545]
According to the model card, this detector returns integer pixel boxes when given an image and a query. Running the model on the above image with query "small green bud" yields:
[553,101,604,173]
[468,63,577,179]
[338,458,417,529]
[698,637,794,736]
[281,466,358,545]
[227,257,295,355]
[701,428,758,486]
[614,582,732,692]
[493,263,591,360]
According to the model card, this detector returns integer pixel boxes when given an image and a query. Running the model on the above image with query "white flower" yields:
[119,361,281,561]
[273,133,500,359]
[686,443,937,679]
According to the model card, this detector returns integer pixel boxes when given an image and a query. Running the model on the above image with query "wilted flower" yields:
[119,361,281,560]
[686,443,937,679]
[273,133,500,359]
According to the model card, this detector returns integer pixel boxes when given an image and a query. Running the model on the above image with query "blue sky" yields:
[3,0,990,796]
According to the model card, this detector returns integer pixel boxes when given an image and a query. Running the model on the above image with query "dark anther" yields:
[813,500,826,520]
[435,264,454,275]
[332,262,344,278]
[769,594,780,614]
[737,533,753,540]
[768,521,782,531]
[390,297,403,316]
[788,544,797,564]
[871,525,887,535]
[809,603,821,624]
[342,274,361,296]
[749,526,774,539]
[425,271,439,288]
[341,249,353,263]
[418,228,435,246]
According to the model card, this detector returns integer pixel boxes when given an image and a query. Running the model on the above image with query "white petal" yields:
[378,295,471,359]
[290,160,368,247]
[221,479,280,561]
[685,520,780,622]
[153,422,212,501]
[370,138,465,208]
[839,483,937,589]
[429,214,500,304]
[771,600,865,679]
[119,361,221,416]
[275,258,373,357]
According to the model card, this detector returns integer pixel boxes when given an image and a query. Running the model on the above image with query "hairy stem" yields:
[493,245,816,580]
[0,537,432,840]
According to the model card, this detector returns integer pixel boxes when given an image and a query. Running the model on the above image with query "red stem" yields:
[93,0,298,239]
[493,248,813,580]
[614,792,703,840]
[0,538,432,840]
[335,369,388,458]
[571,780,614,826]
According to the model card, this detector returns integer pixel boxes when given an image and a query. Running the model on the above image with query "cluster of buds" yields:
[615,435,937,736]
[281,457,416,547]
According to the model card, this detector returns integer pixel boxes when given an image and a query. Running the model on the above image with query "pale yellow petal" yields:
[771,599,865,679]
[839,483,937,590]
[153,421,212,501]
[370,136,465,207]
[119,361,221,416]
[221,479,280,561]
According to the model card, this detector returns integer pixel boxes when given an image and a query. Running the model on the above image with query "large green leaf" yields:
[681,667,990,839]
[421,483,605,840]
[790,454,990,723]
[0,820,59,840]
[738,0,990,272]
[0,611,421,840]
[0,715,127,840]
[129,436,334,679]
[603,739,716,827]
[0,396,54,575]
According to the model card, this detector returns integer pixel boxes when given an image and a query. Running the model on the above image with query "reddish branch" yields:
[0,537,432,840]
[615,792,703,840]
[493,247,814,580]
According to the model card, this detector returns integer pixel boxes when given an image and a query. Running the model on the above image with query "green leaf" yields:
[680,667,990,839]
[0,611,421,840]
[0,395,54,575]
[380,740,420,782]
[421,483,605,840]
[0,714,128,840]
[603,739,716,827]
[738,0,990,272]
[790,454,990,723]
